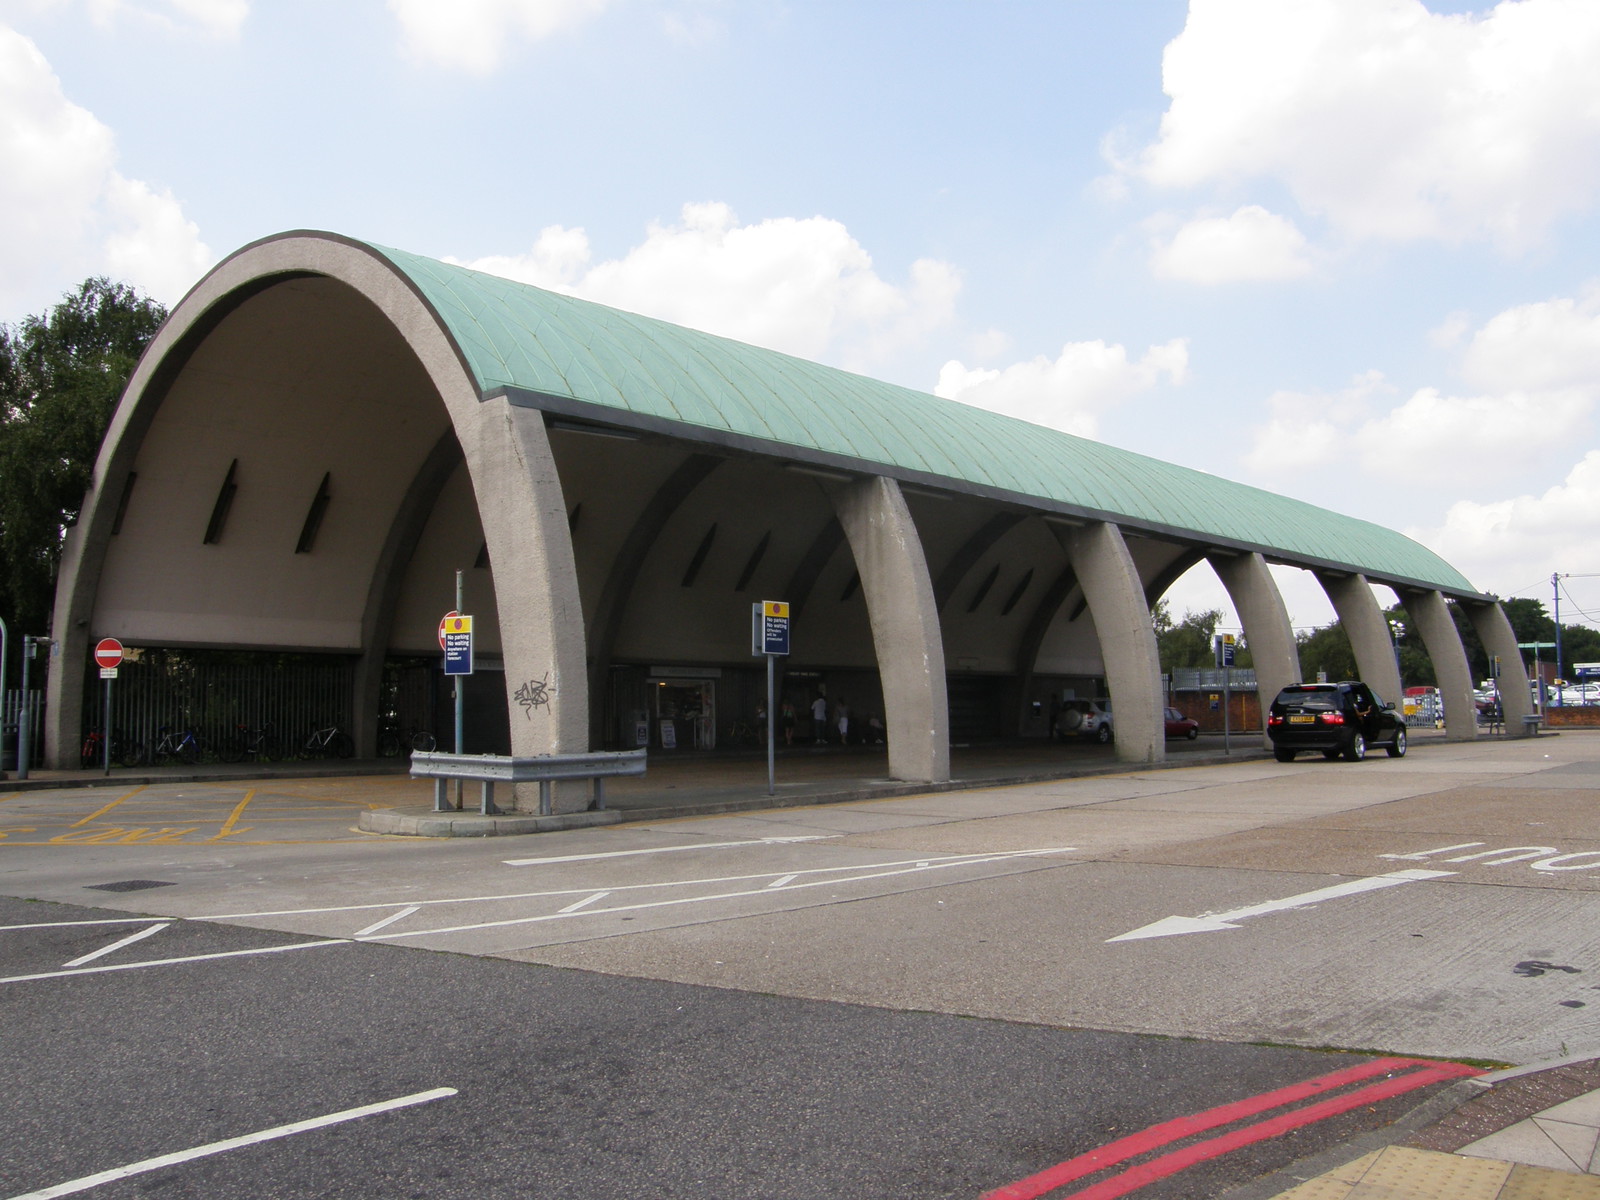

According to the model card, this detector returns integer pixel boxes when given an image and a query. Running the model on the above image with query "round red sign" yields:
[94,638,124,670]
[437,611,458,651]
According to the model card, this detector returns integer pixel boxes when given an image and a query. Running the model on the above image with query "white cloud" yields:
[1149,205,1313,283]
[934,339,1189,438]
[1131,0,1600,248]
[1247,283,1600,490]
[1416,451,1600,597]
[455,202,960,370]
[1460,286,1600,395]
[0,24,212,319]
[386,0,610,73]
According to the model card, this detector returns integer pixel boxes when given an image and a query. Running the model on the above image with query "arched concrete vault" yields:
[51,231,1528,796]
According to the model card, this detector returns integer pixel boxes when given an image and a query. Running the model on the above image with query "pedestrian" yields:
[836,697,850,745]
[811,694,828,744]
[781,701,796,746]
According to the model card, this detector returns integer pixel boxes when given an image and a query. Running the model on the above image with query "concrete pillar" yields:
[1053,521,1163,764]
[1405,589,1477,742]
[1463,600,1535,736]
[1316,573,1403,706]
[829,476,949,782]
[1210,552,1301,750]
[455,395,589,799]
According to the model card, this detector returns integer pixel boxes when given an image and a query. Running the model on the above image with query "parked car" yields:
[1266,681,1406,762]
[1163,707,1199,739]
[1058,699,1114,744]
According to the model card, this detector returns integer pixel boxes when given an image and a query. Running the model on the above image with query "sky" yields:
[4,0,1600,641]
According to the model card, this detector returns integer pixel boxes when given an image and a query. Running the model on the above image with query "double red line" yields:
[982,1056,1482,1200]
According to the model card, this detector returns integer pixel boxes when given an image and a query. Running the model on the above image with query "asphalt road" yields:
[4,732,1599,1197]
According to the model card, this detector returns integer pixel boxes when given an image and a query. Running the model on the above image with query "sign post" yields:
[1215,634,1236,755]
[752,601,790,795]
[94,638,123,777]
[441,572,473,809]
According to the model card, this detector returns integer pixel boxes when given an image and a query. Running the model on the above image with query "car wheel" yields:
[1322,748,1340,761]
[1343,732,1367,762]
[1185,727,1198,740]
[1095,724,1112,744]
[1273,747,1295,762]
[1387,726,1407,758]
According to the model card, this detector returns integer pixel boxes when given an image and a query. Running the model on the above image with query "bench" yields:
[409,749,647,816]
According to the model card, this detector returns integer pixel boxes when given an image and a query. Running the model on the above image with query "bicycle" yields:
[148,725,204,765]
[81,728,144,769]
[377,722,437,757]
[219,722,280,763]
[299,722,354,760]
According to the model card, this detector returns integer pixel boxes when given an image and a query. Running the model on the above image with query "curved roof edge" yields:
[239,231,1485,600]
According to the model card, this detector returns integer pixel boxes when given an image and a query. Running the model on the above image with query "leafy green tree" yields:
[0,278,165,672]
[1152,601,1224,673]
[1296,622,1357,682]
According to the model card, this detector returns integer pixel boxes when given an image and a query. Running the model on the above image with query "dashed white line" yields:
[6,1086,457,1199]
[558,891,610,914]
[766,874,797,889]
[62,922,170,968]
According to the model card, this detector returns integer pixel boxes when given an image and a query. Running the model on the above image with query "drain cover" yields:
[85,880,176,893]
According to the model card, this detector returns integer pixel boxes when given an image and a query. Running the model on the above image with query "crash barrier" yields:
[409,749,648,816]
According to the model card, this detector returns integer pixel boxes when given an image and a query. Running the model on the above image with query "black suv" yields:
[1266,681,1407,763]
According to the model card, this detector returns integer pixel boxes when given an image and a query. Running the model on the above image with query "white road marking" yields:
[6,1086,456,1199]
[558,891,610,913]
[62,922,170,968]
[1379,842,1484,860]
[368,847,1074,942]
[0,917,184,934]
[353,906,419,938]
[1106,869,1457,942]
[766,874,797,889]
[197,848,1078,923]
[503,834,840,866]
[0,939,348,986]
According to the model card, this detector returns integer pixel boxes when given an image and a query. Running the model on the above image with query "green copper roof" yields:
[367,240,1477,595]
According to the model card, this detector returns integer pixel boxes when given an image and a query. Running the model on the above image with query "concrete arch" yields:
[47,234,587,767]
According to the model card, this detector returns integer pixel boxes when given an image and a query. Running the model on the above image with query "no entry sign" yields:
[94,638,124,671]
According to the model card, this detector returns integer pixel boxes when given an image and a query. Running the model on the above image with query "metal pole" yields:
[766,652,775,796]
[16,636,30,780]
[0,616,7,780]
[454,569,465,810]
[103,676,112,776]
[1222,665,1231,756]
[1553,573,1564,701]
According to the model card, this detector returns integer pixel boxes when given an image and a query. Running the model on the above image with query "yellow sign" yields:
[763,601,789,619]
[447,615,473,634]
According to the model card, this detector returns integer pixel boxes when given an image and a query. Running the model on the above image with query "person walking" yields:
[836,697,850,745]
[810,694,828,744]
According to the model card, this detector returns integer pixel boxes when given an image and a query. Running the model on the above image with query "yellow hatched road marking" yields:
[210,790,255,842]
[71,786,148,827]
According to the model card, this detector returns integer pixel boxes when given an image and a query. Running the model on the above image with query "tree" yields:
[1296,622,1357,682]
[0,278,165,670]
[1152,601,1224,673]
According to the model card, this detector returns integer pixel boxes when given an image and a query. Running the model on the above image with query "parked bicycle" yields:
[299,721,354,759]
[80,727,143,769]
[377,721,437,758]
[148,725,204,765]
[219,722,280,763]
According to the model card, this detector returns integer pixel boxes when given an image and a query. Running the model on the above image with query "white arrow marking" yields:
[1106,869,1456,942]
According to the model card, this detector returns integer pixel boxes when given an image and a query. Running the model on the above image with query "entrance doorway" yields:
[653,679,715,750]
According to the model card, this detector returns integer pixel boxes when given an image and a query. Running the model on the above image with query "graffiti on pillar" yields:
[514,673,554,719]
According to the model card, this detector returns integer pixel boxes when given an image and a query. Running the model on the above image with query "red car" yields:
[1163,707,1199,740]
